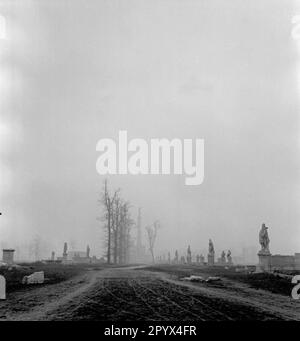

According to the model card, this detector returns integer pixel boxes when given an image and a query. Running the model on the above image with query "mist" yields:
[0,0,299,262]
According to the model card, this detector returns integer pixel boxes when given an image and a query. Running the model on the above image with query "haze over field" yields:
[0,0,299,260]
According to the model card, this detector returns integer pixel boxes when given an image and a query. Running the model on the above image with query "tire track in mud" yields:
[130,278,206,321]
[128,278,179,320]
[125,279,168,320]
[51,278,160,321]
[92,279,150,320]
[151,279,233,321]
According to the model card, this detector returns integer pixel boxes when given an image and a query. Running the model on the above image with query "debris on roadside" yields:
[272,272,293,280]
[206,276,221,282]
[180,275,222,283]
[22,271,45,285]
[180,275,205,282]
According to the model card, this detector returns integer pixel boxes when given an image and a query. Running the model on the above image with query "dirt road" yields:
[0,266,299,321]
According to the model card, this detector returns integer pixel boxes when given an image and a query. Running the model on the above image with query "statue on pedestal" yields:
[259,223,270,254]
[207,239,215,266]
[227,250,233,264]
[187,245,192,264]
[257,223,271,272]
[174,250,178,263]
[221,250,226,264]
[63,242,68,259]
[209,239,214,255]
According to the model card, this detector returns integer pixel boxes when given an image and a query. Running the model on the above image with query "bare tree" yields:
[100,179,136,265]
[101,179,119,264]
[112,196,121,264]
[145,220,160,263]
[118,201,126,264]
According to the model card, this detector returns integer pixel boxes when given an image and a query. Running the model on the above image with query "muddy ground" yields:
[0,264,299,321]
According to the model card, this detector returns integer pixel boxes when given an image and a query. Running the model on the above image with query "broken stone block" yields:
[206,276,221,282]
[22,271,44,285]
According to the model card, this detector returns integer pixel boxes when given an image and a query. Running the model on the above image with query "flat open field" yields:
[0,264,299,321]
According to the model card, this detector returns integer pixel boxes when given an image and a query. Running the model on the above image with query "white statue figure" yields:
[208,239,215,255]
[259,223,270,253]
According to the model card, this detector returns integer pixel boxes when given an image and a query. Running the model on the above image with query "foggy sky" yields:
[0,0,299,260]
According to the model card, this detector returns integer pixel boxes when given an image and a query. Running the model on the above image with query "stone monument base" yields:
[257,251,271,272]
[207,254,215,266]
[227,257,233,266]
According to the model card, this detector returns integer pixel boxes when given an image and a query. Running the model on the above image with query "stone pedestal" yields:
[207,253,215,266]
[2,249,15,265]
[227,257,233,266]
[217,257,226,266]
[257,251,271,272]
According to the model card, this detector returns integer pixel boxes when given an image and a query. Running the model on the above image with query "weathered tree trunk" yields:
[150,249,155,263]
[113,200,120,264]
[107,201,111,264]
[118,222,124,264]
